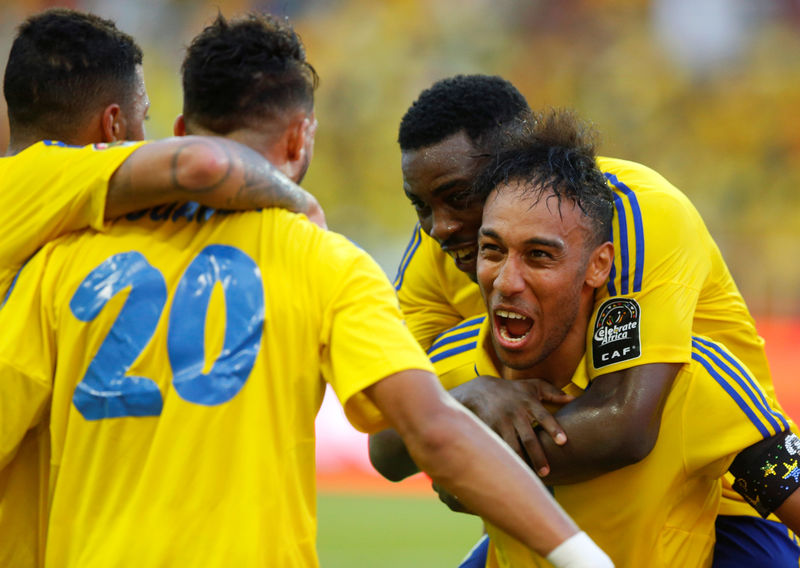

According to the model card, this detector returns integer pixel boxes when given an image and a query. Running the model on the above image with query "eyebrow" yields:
[431,179,465,197]
[480,227,564,250]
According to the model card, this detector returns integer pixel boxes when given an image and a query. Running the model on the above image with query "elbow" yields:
[173,138,233,194]
[368,430,419,482]
[601,404,660,467]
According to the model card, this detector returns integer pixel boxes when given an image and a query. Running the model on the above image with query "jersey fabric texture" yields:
[0,140,145,567]
[0,206,434,567]
[468,321,791,568]
[394,155,797,521]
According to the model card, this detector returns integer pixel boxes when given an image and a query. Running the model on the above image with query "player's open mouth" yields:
[494,309,533,345]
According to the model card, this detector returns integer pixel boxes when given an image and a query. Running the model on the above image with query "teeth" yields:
[496,309,526,320]
[498,327,527,344]
[451,246,476,261]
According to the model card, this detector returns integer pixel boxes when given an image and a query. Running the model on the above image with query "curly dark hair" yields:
[473,108,613,247]
[3,8,143,137]
[398,74,531,152]
[181,12,318,135]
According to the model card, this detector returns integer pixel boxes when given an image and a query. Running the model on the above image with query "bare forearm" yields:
[404,401,578,556]
[532,396,644,484]
[535,364,678,484]
[105,136,321,221]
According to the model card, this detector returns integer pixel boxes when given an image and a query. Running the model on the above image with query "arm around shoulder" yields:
[105,136,325,226]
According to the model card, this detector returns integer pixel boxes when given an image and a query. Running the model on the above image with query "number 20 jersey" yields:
[0,205,433,567]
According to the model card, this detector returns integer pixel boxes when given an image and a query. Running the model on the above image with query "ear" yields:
[173,114,186,137]
[286,115,310,162]
[585,241,614,288]
[101,104,122,142]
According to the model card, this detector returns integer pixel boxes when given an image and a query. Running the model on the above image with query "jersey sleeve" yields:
[394,224,483,350]
[0,141,146,296]
[683,336,791,475]
[588,159,711,377]
[0,250,56,469]
[319,235,435,433]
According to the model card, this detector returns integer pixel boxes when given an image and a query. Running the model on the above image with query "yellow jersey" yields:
[0,206,434,567]
[469,322,791,568]
[395,155,794,518]
[0,139,145,567]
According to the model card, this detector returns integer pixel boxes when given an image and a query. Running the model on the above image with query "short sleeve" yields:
[0,141,146,297]
[319,238,435,433]
[588,159,711,377]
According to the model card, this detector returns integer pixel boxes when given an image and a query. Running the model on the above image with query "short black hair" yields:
[398,74,531,152]
[181,12,318,135]
[3,8,143,137]
[473,108,613,248]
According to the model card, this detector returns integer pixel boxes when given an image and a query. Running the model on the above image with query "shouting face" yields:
[477,181,611,379]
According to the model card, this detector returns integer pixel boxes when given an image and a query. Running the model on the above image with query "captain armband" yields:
[730,431,800,518]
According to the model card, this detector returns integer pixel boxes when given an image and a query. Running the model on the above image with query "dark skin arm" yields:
[522,363,680,484]
[104,136,325,226]
[774,491,800,534]
[369,363,679,495]
[369,375,574,482]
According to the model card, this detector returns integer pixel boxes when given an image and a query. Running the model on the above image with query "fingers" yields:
[536,381,575,405]
[512,413,550,477]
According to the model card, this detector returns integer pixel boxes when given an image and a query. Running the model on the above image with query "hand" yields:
[431,481,475,515]
[449,375,573,477]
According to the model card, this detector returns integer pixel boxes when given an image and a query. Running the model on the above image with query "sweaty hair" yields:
[181,13,318,135]
[473,108,614,248]
[3,8,143,138]
[398,74,532,152]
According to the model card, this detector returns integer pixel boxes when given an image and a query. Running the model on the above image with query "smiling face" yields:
[477,181,612,382]
[401,131,487,279]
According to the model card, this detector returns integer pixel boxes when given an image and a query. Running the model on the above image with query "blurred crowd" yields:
[2,0,799,315]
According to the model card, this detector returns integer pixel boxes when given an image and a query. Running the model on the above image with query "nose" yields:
[429,211,461,244]
[494,255,526,297]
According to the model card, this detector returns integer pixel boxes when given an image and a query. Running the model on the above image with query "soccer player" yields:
[373,108,796,567]
[377,74,800,566]
[0,14,612,567]
[0,9,329,565]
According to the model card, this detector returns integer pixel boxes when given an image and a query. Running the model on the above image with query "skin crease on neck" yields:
[401,131,487,279]
[476,182,612,389]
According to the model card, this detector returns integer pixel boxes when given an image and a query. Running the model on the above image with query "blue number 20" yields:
[70,245,264,421]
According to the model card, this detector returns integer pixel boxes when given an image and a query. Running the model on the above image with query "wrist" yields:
[545,531,613,568]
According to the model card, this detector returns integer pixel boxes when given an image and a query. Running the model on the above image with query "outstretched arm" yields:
[105,136,325,226]
[364,369,612,567]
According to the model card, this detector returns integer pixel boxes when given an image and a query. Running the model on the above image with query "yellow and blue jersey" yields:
[394,156,795,519]
[0,139,145,568]
[0,206,433,567]
[0,140,146,298]
[468,321,791,568]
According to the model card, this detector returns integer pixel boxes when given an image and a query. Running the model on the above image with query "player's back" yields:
[9,204,397,567]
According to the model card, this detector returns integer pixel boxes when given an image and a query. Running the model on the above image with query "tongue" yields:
[505,317,531,338]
